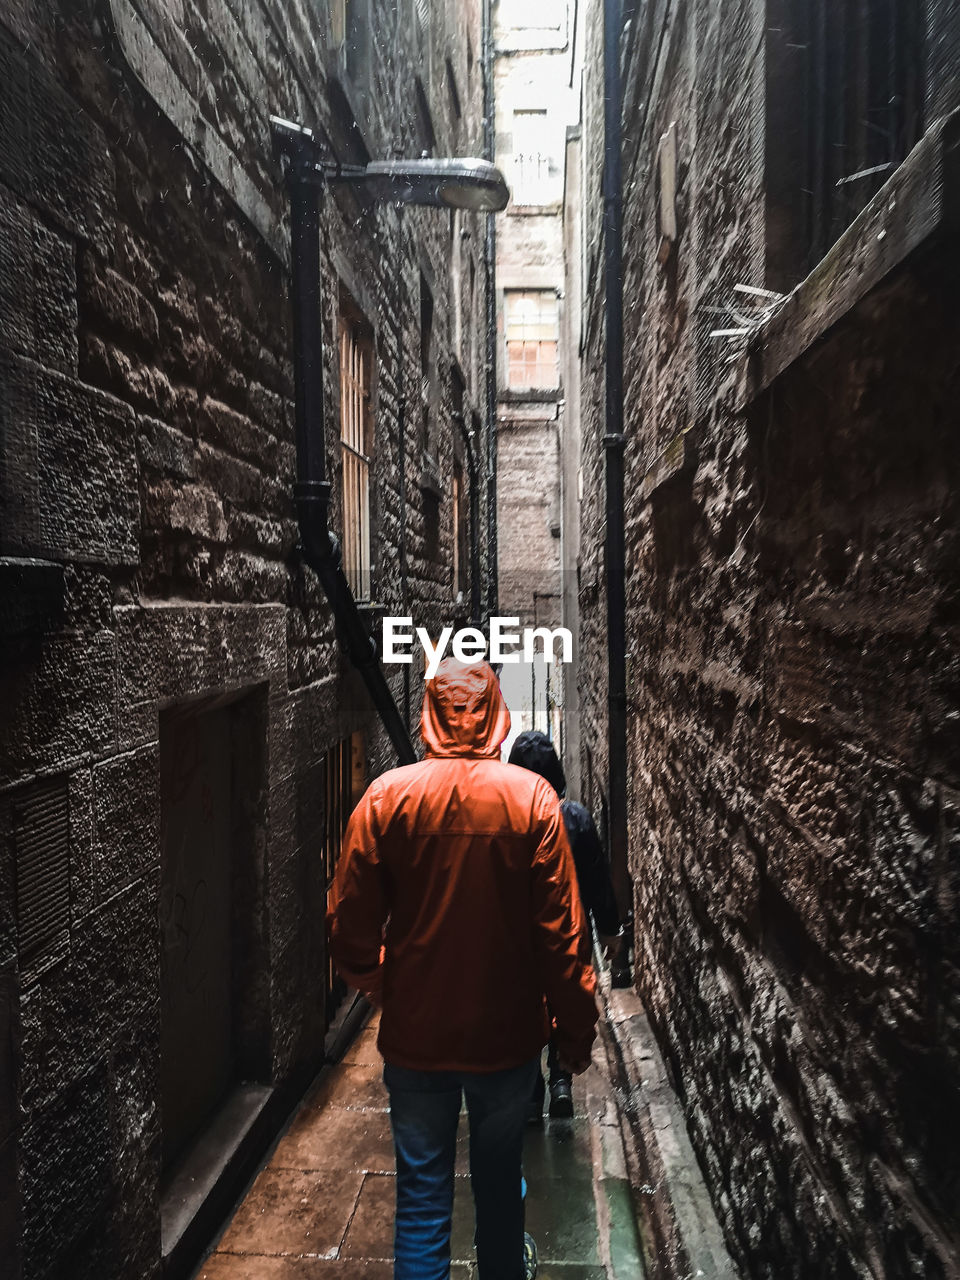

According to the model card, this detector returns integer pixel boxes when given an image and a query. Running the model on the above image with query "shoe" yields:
[527,1071,545,1124]
[523,1231,538,1280]
[548,1077,574,1119]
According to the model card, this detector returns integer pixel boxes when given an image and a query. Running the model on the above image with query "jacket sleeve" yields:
[326,783,388,1003]
[564,801,621,937]
[530,783,599,1064]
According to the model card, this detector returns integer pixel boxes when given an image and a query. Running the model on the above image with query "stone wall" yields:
[577,1,960,1276]
[575,0,609,829]
[0,1,489,1276]
[496,411,562,626]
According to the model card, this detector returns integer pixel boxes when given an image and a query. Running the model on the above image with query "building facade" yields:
[577,2,960,1276]
[0,2,492,1276]
[493,0,581,764]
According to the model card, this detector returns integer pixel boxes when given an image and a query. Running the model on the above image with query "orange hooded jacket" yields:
[326,659,599,1072]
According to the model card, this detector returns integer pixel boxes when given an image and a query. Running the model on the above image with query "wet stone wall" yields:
[496,412,562,629]
[578,1,960,1276]
[0,1,488,1276]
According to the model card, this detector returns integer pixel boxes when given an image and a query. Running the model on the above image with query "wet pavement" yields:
[195,1011,645,1279]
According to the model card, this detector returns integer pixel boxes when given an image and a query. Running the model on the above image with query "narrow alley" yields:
[194,1007,645,1279]
[2,2,959,1279]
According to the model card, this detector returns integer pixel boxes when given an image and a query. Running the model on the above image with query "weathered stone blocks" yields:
[0,628,118,785]
[92,746,161,904]
[0,352,139,566]
[579,4,960,1277]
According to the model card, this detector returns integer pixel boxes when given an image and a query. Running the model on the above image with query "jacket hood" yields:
[507,729,566,797]
[421,659,511,759]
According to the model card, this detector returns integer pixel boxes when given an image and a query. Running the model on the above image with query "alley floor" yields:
[194,1011,645,1279]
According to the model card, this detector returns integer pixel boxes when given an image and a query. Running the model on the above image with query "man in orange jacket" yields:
[328,658,599,1280]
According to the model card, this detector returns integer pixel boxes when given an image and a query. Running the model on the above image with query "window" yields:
[765,0,924,288]
[451,368,470,602]
[339,308,374,599]
[420,274,441,496]
[323,733,365,1025]
[449,212,462,357]
[468,256,477,386]
[512,109,553,205]
[414,0,431,87]
[446,57,461,121]
[415,77,437,156]
[505,291,560,390]
[452,464,466,599]
[331,0,346,44]
[499,0,565,34]
[330,0,370,88]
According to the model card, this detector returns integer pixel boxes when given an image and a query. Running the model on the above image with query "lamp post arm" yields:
[272,115,418,767]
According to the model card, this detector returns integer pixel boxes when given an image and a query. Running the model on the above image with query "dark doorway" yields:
[158,692,268,1176]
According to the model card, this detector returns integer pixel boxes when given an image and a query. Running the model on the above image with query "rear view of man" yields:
[328,659,599,1280]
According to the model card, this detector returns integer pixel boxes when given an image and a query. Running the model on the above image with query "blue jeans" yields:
[384,1057,539,1280]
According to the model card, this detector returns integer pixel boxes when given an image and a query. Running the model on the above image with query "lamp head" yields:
[336,157,510,212]
[269,116,510,211]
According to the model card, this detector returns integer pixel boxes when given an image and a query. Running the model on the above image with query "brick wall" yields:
[497,412,562,625]
[577,1,960,1276]
[0,1,489,1275]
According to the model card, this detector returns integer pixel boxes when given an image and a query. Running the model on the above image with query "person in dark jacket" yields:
[507,729,621,1119]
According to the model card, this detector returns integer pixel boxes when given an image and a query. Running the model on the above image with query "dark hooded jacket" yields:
[508,730,620,938]
[327,659,599,1072]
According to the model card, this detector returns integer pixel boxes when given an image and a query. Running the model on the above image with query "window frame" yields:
[765,0,924,290]
[511,108,555,207]
[503,289,561,393]
[338,304,375,602]
[496,0,569,50]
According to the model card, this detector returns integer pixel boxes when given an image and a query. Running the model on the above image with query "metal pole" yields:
[287,152,330,515]
[395,201,412,729]
[483,0,499,619]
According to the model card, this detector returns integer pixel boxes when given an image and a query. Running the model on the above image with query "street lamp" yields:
[270,116,509,211]
[332,158,509,212]
[270,116,509,765]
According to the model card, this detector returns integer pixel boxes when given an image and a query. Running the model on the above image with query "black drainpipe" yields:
[276,121,417,767]
[393,195,412,728]
[452,411,483,627]
[602,0,631,944]
[482,0,498,619]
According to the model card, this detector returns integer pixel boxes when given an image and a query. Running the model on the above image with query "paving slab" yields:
[340,1027,382,1068]
[273,1107,395,1175]
[198,1259,394,1278]
[302,1060,389,1113]
[215,1167,364,1258]
[196,1009,646,1279]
